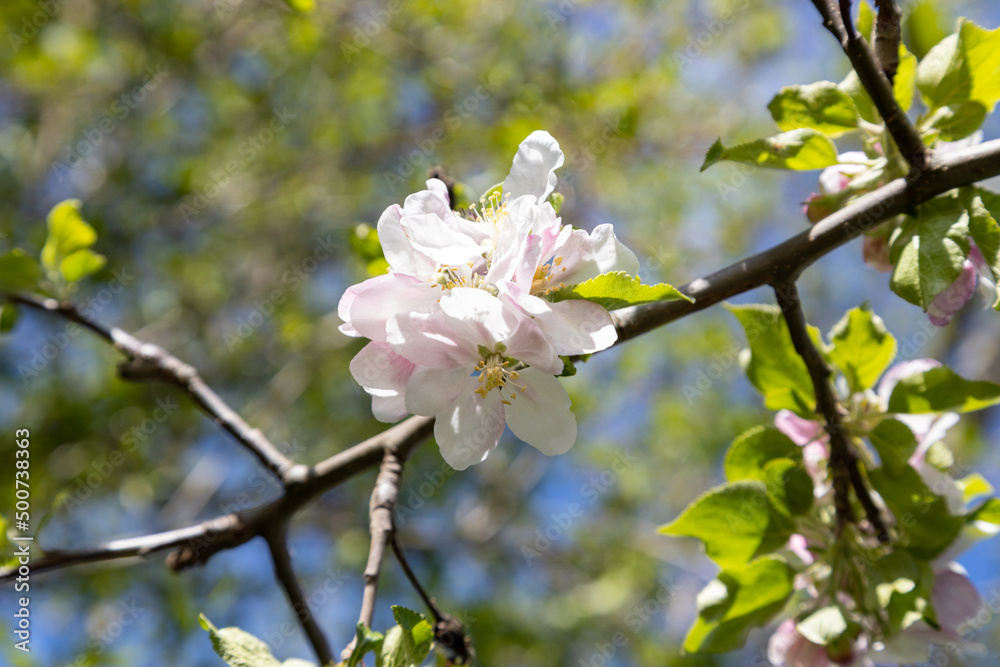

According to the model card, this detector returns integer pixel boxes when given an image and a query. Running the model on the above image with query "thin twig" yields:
[358,449,404,628]
[810,0,928,169]
[390,536,442,623]
[265,525,335,666]
[773,282,889,542]
[7,294,298,482]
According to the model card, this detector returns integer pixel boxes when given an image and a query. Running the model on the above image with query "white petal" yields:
[371,393,409,423]
[437,288,512,346]
[503,130,564,202]
[533,299,617,355]
[387,309,479,370]
[504,368,577,457]
[434,388,506,470]
[877,359,942,406]
[405,367,472,417]
[400,213,483,266]
[348,274,438,343]
[403,179,452,218]
[559,224,640,285]
[376,203,437,277]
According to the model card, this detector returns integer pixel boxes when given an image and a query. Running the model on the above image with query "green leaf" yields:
[546,271,691,311]
[700,129,839,172]
[659,480,793,569]
[889,195,970,308]
[282,0,315,12]
[888,366,1000,414]
[970,497,1000,524]
[682,556,794,653]
[199,614,291,667]
[727,304,816,415]
[924,100,987,141]
[839,71,878,124]
[41,199,99,276]
[380,607,433,667]
[868,419,919,478]
[857,1,875,41]
[725,426,802,482]
[796,606,848,646]
[958,473,994,503]
[347,623,386,667]
[869,467,965,559]
[764,458,814,517]
[0,304,18,333]
[767,82,859,137]
[895,45,919,112]
[967,188,1000,284]
[61,248,106,283]
[917,20,1000,113]
[0,249,43,292]
[869,550,935,632]
[905,1,947,60]
[827,306,897,393]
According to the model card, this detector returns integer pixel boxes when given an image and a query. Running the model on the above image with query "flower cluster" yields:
[339,131,639,470]
[768,359,994,666]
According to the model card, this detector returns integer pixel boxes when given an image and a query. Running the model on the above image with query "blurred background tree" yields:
[2,0,1000,665]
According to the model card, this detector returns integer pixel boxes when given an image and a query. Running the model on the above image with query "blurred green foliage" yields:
[2,0,1000,666]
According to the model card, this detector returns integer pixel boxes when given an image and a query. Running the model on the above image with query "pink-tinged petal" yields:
[876,359,942,406]
[510,233,544,287]
[504,368,576,456]
[503,130,564,202]
[337,282,366,337]
[914,462,965,515]
[934,564,984,633]
[497,293,562,373]
[555,225,640,287]
[387,309,480,370]
[804,192,835,224]
[435,388,506,470]
[348,274,439,343]
[405,366,473,417]
[349,342,415,392]
[904,412,959,465]
[774,409,824,446]
[927,259,977,327]
[768,619,830,667]
[371,393,409,423]
[376,204,437,278]
[788,534,815,565]
[862,235,893,272]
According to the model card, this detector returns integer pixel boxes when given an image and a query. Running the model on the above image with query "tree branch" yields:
[264,525,335,666]
[611,137,1000,344]
[6,294,298,482]
[358,449,404,629]
[811,0,928,169]
[874,0,902,83]
[773,281,889,541]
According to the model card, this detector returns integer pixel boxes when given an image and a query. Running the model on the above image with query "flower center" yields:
[473,351,525,404]
[530,256,566,295]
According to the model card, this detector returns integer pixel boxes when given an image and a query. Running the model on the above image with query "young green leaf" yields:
[380,606,433,667]
[889,195,970,309]
[856,1,875,42]
[0,249,43,292]
[869,467,965,559]
[199,614,314,667]
[682,556,794,653]
[763,458,814,517]
[724,426,802,482]
[0,304,17,333]
[727,304,816,415]
[347,623,386,667]
[546,271,691,311]
[659,480,793,569]
[868,419,919,478]
[41,199,106,284]
[827,306,897,393]
[868,550,935,632]
[917,20,1000,113]
[967,188,1000,283]
[700,129,839,172]
[894,45,919,112]
[970,497,1000,524]
[924,100,988,141]
[887,366,1000,414]
[767,82,860,137]
[796,606,849,646]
